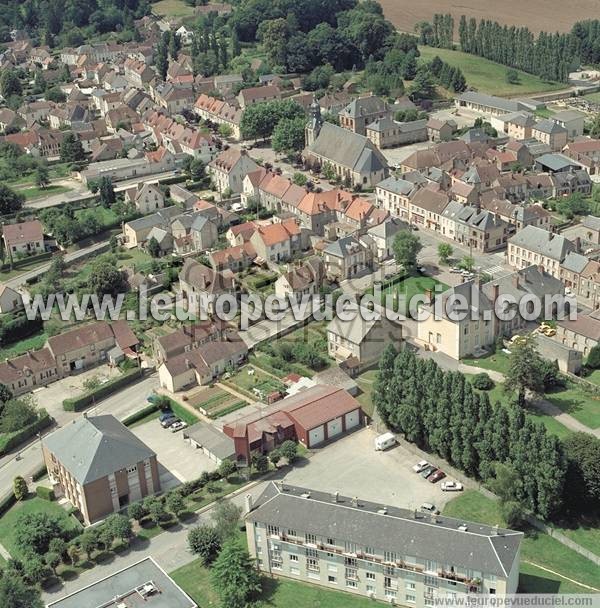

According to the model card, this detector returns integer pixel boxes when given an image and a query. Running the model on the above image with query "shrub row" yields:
[0,491,16,518]
[35,486,55,501]
[63,368,143,412]
[0,251,52,271]
[0,409,52,456]
[122,402,159,427]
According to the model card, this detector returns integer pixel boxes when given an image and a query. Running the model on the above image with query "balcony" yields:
[438,571,470,585]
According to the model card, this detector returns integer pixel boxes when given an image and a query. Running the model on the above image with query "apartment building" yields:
[43,415,160,525]
[246,483,522,605]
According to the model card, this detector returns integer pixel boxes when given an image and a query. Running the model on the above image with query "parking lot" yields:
[282,428,459,512]
[132,419,218,491]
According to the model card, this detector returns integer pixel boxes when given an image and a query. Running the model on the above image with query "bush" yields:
[122,403,158,427]
[63,368,142,411]
[35,486,55,501]
[188,525,222,564]
[471,373,494,391]
[587,345,600,369]
[0,409,52,456]
[13,476,28,501]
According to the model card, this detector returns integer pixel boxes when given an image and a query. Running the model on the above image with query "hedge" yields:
[63,368,144,412]
[35,486,55,501]
[32,465,47,482]
[0,492,16,518]
[0,409,53,456]
[122,402,159,427]
[0,251,52,272]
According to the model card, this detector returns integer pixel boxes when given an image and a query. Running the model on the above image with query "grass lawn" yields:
[0,256,50,281]
[0,331,48,361]
[373,274,447,315]
[443,491,599,592]
[116,248,155,272]
[418,46,564,97]
[355,369,378,418]
[19,184,71,200]
[462,350,511,375]
[224,364,285,400]
[0,496,82,560]
[545,384,600,430]
[152,0,195,17]
[75,206,120,230]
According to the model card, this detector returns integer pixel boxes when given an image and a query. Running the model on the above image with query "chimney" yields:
[244,494,253,513]
[351,496,358,507]
[492,524,499,536]
[492,283,500,302]
[333,491,339,503]
[512,274,520,289]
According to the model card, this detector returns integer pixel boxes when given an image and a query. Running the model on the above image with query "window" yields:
[367,584,375,594]
[344,557,357,567]
[287,529,296,537]
[406,582,416,590]
[305,533,317,545]
[344,541,357,553]
[490,589,496,595]
[290,554,298,562]
[346,579,358,588]
[267,525,280,537]
[365,546,376,556]
[306,548,318,558]
[290,566,300,575]
[385,590,397,600]
[345,567,358,581]
[328,575,337,583]
[307,558,319,572]
[366,572,376,581]
[384,551,397,563]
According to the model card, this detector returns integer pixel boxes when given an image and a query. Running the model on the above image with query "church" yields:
[303,100,389,188]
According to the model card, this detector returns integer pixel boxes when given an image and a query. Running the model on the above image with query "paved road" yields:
[0,375,159,500]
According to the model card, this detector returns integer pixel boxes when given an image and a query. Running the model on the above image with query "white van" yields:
[374,432,396,451]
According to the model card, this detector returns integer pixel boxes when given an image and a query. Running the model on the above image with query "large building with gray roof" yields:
[43,415,160,525]
[246,482,522,604]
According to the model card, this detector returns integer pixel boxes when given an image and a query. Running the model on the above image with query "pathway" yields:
[522,560,600,592]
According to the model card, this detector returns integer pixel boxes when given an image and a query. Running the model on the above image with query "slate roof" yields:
[377,176,418,196]
[509,225,574,262]
[324,235,366,258]
[184,423,235,461]
[561,251,590,274]
[583,215,600,231]
[307,122,388,174]
[43,415,155,485]
[340,95,388,119]
[482,265,564,302]
[533,119,567,135]
[247,482,523,578]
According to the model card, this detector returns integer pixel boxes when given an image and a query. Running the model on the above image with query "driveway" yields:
[132,420,218,490]
[282,428,457,512]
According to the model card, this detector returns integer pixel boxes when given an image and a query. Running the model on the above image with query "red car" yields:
[428,469,446,483]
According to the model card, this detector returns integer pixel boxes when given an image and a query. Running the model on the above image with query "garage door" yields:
[327,417,342,438]
[345,410,360,430]
[308,425,325,447]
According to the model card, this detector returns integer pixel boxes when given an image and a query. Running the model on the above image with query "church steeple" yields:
[305,97,323,147]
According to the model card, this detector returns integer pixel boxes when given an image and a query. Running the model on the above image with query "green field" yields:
[19,185,71,200]
[443,491,599,593]
[355,369,378,417]
[545,384,600,430]
[462,350,512,375]
[418,46,565,97]
[0,497,82,560]
[152,0,195,17]
[0,331,48,361]
[373,274,447,315]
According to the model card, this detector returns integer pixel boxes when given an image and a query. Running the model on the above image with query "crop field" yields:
[379,0,599,35]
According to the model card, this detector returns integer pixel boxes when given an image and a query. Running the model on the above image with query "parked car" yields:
[160,415,179,428]
[450,267,462,273]
[412,460,429,473]
[170,420,188,432]
[441,481,463,492]
[428,469,446,483]
[158,408,174,422]
[421,465,436,479]
[420,502,439,514]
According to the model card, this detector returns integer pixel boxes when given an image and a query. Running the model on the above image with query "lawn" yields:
[223,364,286,400]
[0,256,50,281]
[116,248,155,273]
[0,496,82,560]
[0,331,48,361]
[355,369,378,418]
[545,383,600,430]
[19,184,71,201]
[418,46,565,97]
[372,274,447,315]
[462,350,512,375]
[443,491,599,592]
[152,0,195,17]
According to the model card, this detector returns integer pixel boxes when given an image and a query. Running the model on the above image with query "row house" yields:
[480,198,551,232]
[375,176,420,221]
[323,235,373,281]
[124,182,165,215]
[555,313,600,356]
[237,84,281,109]
[152,82,195,115]
[409,188,450,231]
[563,139,600,175]
[194,93,242,140]
[365,118,427,149]
[178,258,236,315]
[532,120,568,151]
[275,257,323,303]
[2,126,63,159]
[443,204,510,253]
[208,148,260,194]
[209,242,257,273]
[507,225,575,277]
[123,57,154,88]
[560,254,600,309]
[249,218,303,262]
[17,100,55,123]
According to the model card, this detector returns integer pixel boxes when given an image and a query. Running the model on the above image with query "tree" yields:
[98,176,116,207]
[271,116,306,155]
[0,397,38,433]
[211,499,242,541]
[78,530,98,560]
[590,113,600,139]
[87,257,125,298]
[45,86,66,103]
[13,477,28,501]
[437,242,453,264]
[562,433,600,513]
[211,541,261,608]
[44,551,61,575]
[128,501,147,523]
[408,66,436,101]
[218,459,237,479]
[22,555,48,585]
[188,158,205,181]
[587,344,600,369]
[280,440,298,463]
[147,236,161,258]
[505,338,546,406]
[188,525,221,564]
[145,496,166,526]
[0,575,43,608]
[501,501,526,528]
[506,68,520,84]
[0,69,22,98]
[14,512,64,555]
[0,184,24,215]
[48,538,67,561]
[67,544,80,565]
[471,373,494,390]
[59,132,85,163]
[292,172,307,186]
[269,448,282,466]
[218,123,233,138]
[166,492,185,517]
[458,255,475,272]
[34,164,50,189]
[252,452,269,474]
[240,99,304,140]
[393,230,422,274]
[104,514,132,545]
